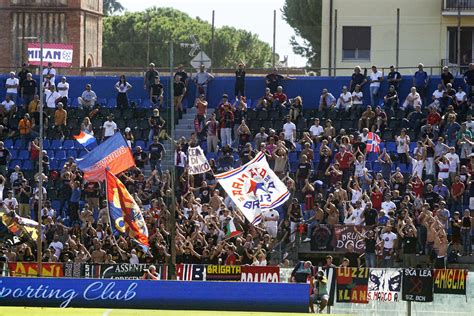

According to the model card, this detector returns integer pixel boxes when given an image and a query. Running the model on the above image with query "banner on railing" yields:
[402,268,433,302]
[8,262,63,277]
[433,269,467,295]
[83,263,168,280]
[205,265,241,281]
[336,267,369,304]
[240,266,280,283]
[367,268,401,302]
[176,264,206,281]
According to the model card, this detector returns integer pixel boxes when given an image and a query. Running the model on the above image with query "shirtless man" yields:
[90,239,107,263]
[324,194,340,226]
[433,222,448,269]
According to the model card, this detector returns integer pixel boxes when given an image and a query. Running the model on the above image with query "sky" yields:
[119,0,307,67]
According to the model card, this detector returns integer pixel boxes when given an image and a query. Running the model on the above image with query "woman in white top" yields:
[435,156,450,181]
[115,74,132,109]
[351,84,364,117]
[81,117,94,136]
[354,147,366,181]
[395,128,410,167]
[336,86,352,112]
[402,87,421,111]
[455,86,468,109]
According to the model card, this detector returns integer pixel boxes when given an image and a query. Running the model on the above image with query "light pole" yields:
[169,41,177,278]
[19,36,44,276]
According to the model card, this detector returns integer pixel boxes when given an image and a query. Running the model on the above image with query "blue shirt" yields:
[70,187,81,203]
[414,71,428,87]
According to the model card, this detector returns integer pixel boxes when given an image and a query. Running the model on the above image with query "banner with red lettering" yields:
[336,267,369,304]
[332,225,366,253]
[240,266,280,283]
[433,269,467,295]
[367,269,401,302]
[176,264,206,281]
[8,262,63,277]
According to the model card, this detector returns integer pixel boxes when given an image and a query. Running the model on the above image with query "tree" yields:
[102,8,272,68]
[282,0,322,68]
[103,0,124,16]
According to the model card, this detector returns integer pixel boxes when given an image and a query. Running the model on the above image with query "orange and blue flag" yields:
[76,132,135,182]
[73,131,97,149]
[105,169,149,251]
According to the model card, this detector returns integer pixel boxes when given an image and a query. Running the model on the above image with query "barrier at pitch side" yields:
[0,277,310,313]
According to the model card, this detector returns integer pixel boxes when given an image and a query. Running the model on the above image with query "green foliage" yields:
[103,0,124,16]
[102,7,273,68]
[282,0,322,68]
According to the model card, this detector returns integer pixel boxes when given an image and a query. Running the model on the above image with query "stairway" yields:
[175,107,197,139]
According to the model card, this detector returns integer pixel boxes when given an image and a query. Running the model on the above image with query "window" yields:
[342,26,371,60]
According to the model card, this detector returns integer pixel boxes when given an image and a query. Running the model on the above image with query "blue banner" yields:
[0,277,309,312]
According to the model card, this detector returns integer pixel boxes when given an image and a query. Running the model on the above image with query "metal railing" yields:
[444,0,474,10]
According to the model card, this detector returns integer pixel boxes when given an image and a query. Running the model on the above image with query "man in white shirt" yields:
[44,86,61,114]
[56,76,70,107]
[380,195,396,216]
[445,146,460,182]
[381,226,397,268]
[49,234,63,259]
[283,116,296,143]
[263,209,279,238]
[369,65,384,107]
[254,127,268,147]
[5,72,19,102]
[193,64,214,98]
[78,84,97,109]
[0,95,16,117]
[429,84,444,109]
[336,86,352,112]
[410,153,425,179]
[42,62,56,84]
[3,190,18,211]
[102,115,117,141]
[309,118,324,142]
[465,114,474,133]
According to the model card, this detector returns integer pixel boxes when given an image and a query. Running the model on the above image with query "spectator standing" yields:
[102,115,117,141]
[174,65,189,86]
[150,77,164,109]
[44,86,61,115]
[18,113,34,141]
[54,102,67,139]
[173,75,186,118]
[283,116,296,144]
[461,209,472,255]
[369,65,384,107]
[56,76,69,107]
[381,226,397,268]
[0,141,10,176]
[42,62,56,85]
[441,66,454,90]
[234,62,246,97]
[463,63,474,98]
[148,108,165,142]
[351,84,364,118]
[195,94,208,138]
[20,73,37,109]
[17,63,30,91]
[5,71,19,102]
[387,65,402,91]
[206,113,219,154]
[349,66,367,92]
[149,137,165,175]
[144,63,159,95]
[115,75,132,109]
[265,67,284,93]
[78,84,97,110]
[219,103,234,148]
[193,65,214,98]
[413,63,429,106]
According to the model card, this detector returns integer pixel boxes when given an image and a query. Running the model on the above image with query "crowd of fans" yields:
[0,61,473,272]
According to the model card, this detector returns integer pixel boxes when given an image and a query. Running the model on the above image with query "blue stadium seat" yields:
[22,160,33,170]
[8,160,21,170]
[55,150,67,160]
[288,151,299,163]
[18,150,30,160]
[141,99,152,108]
[385,142,396,153]
[366,152,378,162]
[372,162,382,173]
[66,150,78,158]
[43,139,51,150]
[107,98,117,108]
[9,149,18,159]
[49,159,59,170]
[51,200,61,213]
[71,98,80,107]
[47,150,55,159]
[62,140,75,150]
[50,140,63,150]
[97,98,107,106]
[78,150,88,158]
[4,139,13,149]
[409,142,416,154]
[134,140,146,150]
[399,163,410,174]
[13,139,27,150]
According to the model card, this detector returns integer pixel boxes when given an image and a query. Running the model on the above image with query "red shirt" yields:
[371,191,383,210]
[427,112,441,126]
[273,92,287,103]
[225,252,237,265]
[412,182,424,197]
[451,182,465,198]
[335,151,354,170]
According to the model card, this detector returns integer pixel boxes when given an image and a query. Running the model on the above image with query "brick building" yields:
[0,0,103,70]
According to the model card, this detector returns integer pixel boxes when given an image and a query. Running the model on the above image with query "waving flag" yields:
[76,132,135,182]
[105,169,149,251]
[215,152,290,224]
[188,146,211,175]
[225,218,241,238]
[73,131,97,148]
[366,132,381,153]
[1,213,43,241]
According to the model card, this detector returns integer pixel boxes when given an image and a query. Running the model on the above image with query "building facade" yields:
[0,0,103,69]
[320,0,474,75]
